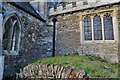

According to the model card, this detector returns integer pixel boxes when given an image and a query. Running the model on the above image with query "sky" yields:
[48,0,62,9]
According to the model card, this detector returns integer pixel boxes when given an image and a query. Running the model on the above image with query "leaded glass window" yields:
[103,13,114,40]
[83,16,92,40]
[93,15,102,40]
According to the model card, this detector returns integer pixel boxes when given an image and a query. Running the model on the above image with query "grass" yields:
[32,55,119,78]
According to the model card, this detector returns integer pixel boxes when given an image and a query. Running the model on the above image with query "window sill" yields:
[82,40,117,44]
[3,50,18,55]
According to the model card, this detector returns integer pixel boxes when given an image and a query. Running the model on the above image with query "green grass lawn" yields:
[32,55,119,78]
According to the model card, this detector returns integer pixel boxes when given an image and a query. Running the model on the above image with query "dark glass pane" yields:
[83,16,92,40]
[103,13,114,40]
[93,15,102,40]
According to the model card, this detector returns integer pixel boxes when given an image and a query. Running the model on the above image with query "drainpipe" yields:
[52,17,57,57]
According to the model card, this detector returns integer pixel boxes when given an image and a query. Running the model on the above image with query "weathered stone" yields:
[2,2,52,76]
[19,64,89,79]
[49,1,120,64]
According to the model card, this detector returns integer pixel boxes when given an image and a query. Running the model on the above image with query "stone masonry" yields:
[19,64,89,79]
[2,2,53,77]
[49,1,120,63]
[1,0,120,78]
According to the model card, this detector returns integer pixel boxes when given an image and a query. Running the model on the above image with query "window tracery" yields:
[83,12,114,41]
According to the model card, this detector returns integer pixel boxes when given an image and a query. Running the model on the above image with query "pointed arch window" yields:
[93,15,102,40]
[82,11,115,42]
[83,16,92,40]
[103,13,114,40]
[2,13,21,55]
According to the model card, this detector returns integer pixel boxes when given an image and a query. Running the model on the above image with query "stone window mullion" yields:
[112,10,118,41]
[91,16,94,41]
[10,19,17,51]
[12,28,16,51]
[101,14,105,40]
[93,15,103,40]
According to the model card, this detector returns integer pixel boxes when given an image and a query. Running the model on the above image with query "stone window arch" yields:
[93,15,102,40]
[2,12,21,55]
[103,13,114,40]
[83,16,92,40]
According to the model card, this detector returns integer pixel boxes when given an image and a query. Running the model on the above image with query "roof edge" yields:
[49,1,120,17]
[8,2,46,22]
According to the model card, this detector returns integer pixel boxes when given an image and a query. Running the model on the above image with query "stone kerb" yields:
[19,64,89,79]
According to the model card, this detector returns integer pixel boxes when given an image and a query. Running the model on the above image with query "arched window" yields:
[83,16,92,40]
[93,15,102,40]
[2,12,21,55]
[103,13,114,40]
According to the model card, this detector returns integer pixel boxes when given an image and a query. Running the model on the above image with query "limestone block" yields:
[41,64,47,77]
[49,8,54,15]
[78,70,86,78]
[61,68,68,78]
[68,69,78,78]
[19,64,89,79]
[87,0,97,3]
[46,64,54,78]
[105,54,118,63]
[76,1,84,7]
[19,69,24,78]
[55,66,60,78]
[23,66,29,77]
[57,66,64,78]
[66,4,72,10]
[101,0,120,3]
[57,6,63,12]
[53,65,59,76]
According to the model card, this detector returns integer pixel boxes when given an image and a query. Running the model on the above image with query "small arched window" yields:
[83,16,92,40]
[103,13,114,40]
[93,15,102,40]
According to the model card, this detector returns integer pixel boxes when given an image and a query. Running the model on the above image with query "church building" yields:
[0,0,120,79]
[49,0,120,63]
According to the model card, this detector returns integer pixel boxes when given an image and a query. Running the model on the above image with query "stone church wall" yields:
[55,13,81,55]
[50,4,119,63]
[2,2,53,76]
